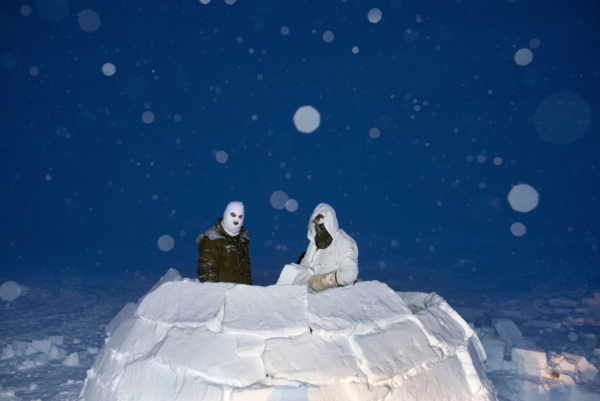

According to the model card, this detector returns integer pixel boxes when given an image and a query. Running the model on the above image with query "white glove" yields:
[308,270,339,292]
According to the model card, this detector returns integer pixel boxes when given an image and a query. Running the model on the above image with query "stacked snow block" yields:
[79,275,497,401]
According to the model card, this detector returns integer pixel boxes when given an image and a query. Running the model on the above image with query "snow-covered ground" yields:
[1,245,599,400]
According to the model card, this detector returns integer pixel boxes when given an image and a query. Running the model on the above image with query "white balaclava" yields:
[222,201,245,237]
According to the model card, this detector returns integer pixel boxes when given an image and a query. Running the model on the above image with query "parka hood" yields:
[307,203,339,241]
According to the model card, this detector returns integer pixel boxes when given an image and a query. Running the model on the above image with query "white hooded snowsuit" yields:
[300,203,359,286]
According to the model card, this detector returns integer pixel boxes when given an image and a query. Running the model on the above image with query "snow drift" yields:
[79,269,497,401]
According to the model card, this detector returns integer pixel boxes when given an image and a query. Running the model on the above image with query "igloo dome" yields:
[79,269,497,401]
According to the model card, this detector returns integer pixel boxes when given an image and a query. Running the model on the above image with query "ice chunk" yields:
[138,281,234,332]
[31,340,52,355]
[115,358,224,401]
[106,318,170,357]
[276,263,312,286]
[154,326,265,387]
[48,335,63,345]
[307,281,411,335]
[87,346,99,355]
[1,344,15,359]
[105,302,137,337]
[494,320,526,355]
[562,352,599,380]
[18,352,47,370]
[222,284,309,337]
[12,341,29,356]
[350,317,440,384]
[63,352,80,366]
[263,332,360,384]
[137,267,183,304]
[481,339,504,372]
[47,344,67,361]
[511,347,548,377]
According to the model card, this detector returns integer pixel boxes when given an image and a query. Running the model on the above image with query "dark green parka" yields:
[196,218,253,285]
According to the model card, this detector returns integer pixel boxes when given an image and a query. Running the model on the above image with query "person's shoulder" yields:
[335,229,357,246]
[196,225,225,243]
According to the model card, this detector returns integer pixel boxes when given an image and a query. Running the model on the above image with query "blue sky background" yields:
[1,0,598,287]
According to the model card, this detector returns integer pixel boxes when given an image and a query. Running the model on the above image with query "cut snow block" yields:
[114,357,223,401]
[414,303,466,358]
[307,281,411,335]
[47,344,67,361]
[31,339,52,355]
[482,339,505,372]
[386,356,474,401]
[154,326,265,387]
[511,347,548,377]
[105,317,170,358]
[137,281,234,332]
[350,317,440,384]
[562,352,599,380]
[63,352,80,366]
[231,386,309,401]
[495,320,527,356]
[235,335,265,357]
[105,302,137,337]
[85,348,130,394]
[137,267,183,304]
[276,263,312,286]
[262,332,360,384]
[222,284,309,337]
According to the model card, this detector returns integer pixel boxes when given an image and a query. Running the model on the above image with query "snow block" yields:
[562,352,599,380]
[495,320,527,356]
[481,339,504,372]
[63,352,80,366]
[511,347,548,377]
[263,332,360,384]
[154,326,265,387]
[137,281,234,332]
[276,263,312,286]
[105,302,137,337]
[222,284,309,337]
[350,317,440,384]
[105,317,170,357]
[307,281,411,335]
[386,356,474,401]
[31,339,52,355]
[114,358,224,401]
[137,267,183,304]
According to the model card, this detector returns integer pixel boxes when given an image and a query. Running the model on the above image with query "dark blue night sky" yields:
[1,0,598,287]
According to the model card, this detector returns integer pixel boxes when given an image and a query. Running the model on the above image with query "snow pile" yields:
[0,335,74,369]
[454,294,600,401]
[79,270,496,401]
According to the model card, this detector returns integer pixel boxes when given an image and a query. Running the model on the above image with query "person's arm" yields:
[198,238,219,282]
[333,235,359,286]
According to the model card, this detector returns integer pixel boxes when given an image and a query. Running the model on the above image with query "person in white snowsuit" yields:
[300,203,359,292]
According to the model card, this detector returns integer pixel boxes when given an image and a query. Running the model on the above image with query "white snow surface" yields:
[78,273,497,401]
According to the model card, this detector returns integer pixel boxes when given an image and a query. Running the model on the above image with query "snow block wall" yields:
[79,272,497,401]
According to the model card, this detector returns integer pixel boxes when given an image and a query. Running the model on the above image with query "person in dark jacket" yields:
[196,201,253,284]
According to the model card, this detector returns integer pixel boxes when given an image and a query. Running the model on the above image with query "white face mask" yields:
[222,201,244,236]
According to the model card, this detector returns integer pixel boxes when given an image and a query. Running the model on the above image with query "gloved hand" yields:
[308,270,339,292]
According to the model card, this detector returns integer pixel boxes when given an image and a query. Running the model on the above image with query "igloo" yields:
[79,269,497,401]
